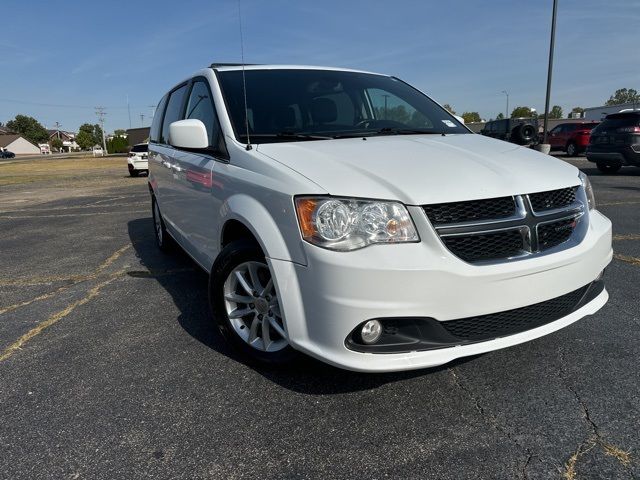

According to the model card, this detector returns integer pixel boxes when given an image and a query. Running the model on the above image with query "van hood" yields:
[256,134,580,205]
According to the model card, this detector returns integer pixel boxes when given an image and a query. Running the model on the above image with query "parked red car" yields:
[546,122,599,156]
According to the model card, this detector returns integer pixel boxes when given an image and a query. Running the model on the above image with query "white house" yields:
[0,134,41,155]
[48,129,80,152]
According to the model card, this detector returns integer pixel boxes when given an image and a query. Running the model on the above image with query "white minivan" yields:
[148,64,612,372]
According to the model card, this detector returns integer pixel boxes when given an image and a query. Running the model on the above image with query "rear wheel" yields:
[129,170,139,177]
[596,162,621,174]
[566,142,578,157]
[209,240,297,365]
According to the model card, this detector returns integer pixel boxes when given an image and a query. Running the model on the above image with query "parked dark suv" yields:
[587,112,640,173]
[546,122,599,156]
[480,117,539,146]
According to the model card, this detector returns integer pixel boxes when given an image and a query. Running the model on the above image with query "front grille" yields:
[440,285,588,341]
[423,196,515,225]
[529,187,577,212]
[423,188,585,264]
[538,218,576,249]
[442,230,523,262]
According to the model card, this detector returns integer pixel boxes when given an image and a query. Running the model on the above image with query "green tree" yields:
[496,112,505,120]
[92,124,103,146]
[461,112,481,123]
[605,88,640,106]
[549,105,563,119]
[77,123,104,149]
[442,104,456,115]
[50,137,63,151]
[571,107,584,114]
[114,129,127,137]
[76,125,95,150]
[511,106,536,118]
[106,136,129,154]
[6,115,49,144]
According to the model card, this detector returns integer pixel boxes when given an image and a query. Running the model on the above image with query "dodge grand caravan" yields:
[147,64,612,372]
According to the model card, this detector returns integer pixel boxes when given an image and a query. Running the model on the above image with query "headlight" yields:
[295,196,419,251]
[579,171,596,210]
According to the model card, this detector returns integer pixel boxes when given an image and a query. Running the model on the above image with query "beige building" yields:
[0,134,41,155]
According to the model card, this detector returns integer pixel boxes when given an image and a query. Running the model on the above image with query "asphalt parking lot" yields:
[0,155,638,479]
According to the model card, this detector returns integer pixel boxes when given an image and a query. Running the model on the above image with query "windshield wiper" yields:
[241,132,333,141]
[332,127,441,139]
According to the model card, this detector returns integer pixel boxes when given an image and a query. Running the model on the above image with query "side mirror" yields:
[453,115,465,124]
[169,119,209,149]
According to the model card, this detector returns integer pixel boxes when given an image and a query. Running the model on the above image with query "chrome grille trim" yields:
[424,187,588,264]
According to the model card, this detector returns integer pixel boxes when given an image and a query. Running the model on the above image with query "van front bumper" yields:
[269,209,612,372]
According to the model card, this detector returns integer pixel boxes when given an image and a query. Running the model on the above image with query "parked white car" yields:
[148,64,612,372]
[127,143,149,176]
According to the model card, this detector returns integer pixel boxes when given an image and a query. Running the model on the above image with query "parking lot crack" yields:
[556,349,635,478]
[450,368,534,479]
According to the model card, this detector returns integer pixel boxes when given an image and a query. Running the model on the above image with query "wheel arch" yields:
[219,194,305,264]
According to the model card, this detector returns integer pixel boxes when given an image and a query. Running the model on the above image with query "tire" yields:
[512,124,536,145]
[129,170,139,177]
[209,240,297,365]
[596,162,622,174]
[151,196,172,252]
[566,142,578,157]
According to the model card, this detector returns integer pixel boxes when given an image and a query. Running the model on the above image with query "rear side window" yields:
[149,94,168,143]
[595,115,640,131]
[185,80,221,148]
[131,144,148,152]
[161,84,188,144]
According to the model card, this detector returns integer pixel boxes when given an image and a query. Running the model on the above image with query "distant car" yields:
[127,143,149,177]
[545,122,599,156]
[92,146,104,156]
[480,118,539,146]
[0,150,15,159]
[586,112,640,173]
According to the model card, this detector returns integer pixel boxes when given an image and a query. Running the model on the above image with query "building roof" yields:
[0,134,21,148]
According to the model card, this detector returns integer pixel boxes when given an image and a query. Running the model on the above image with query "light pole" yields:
[501,90,509,118]
[541,0,558,148]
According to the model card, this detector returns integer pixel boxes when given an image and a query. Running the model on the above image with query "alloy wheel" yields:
[223,261,288,352]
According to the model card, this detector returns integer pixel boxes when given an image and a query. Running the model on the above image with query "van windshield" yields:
[216,69,468,143]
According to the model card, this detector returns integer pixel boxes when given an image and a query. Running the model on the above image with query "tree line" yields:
[442,87,639,123]
[1,115,129,153]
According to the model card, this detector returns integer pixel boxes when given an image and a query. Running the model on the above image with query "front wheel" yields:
[596,161,621,174]
[566,142,578,157]
[209,240,297,365]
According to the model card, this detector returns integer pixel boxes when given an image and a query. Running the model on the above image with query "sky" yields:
[1,0,638,133]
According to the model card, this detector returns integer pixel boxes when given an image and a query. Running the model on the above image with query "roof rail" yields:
[209,62,260,68]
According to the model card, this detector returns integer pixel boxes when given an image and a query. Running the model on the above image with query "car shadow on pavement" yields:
[128,217,477,394]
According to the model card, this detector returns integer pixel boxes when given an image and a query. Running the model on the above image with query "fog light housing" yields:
[360,320,383,344]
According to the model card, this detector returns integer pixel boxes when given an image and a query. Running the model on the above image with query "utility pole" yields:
[541,0,558,147]
[140,113,145,126]
[501,91,509,119]
[54,121,62,139]
[148,105,157,121]
[95,106,107,155]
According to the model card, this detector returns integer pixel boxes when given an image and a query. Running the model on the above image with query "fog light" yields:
[360,320,382,344]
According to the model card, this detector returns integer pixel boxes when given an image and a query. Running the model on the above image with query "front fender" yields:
[220,193,307,265]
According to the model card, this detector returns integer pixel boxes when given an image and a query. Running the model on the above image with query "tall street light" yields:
[502,90,509,118]
[541,0,558,148]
